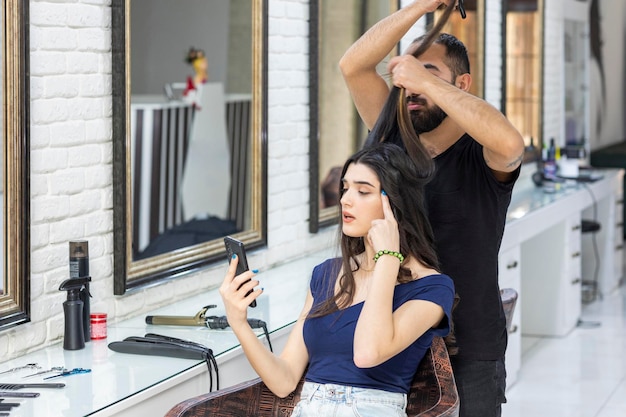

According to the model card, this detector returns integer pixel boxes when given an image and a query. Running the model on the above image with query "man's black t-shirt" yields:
[424,134,519,360]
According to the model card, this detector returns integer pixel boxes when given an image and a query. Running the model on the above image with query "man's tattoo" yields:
[507,153,524,168]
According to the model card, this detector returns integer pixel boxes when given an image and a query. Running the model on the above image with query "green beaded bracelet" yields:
[373,250,405,263]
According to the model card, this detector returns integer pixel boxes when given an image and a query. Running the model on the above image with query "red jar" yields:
[90,313,107,340]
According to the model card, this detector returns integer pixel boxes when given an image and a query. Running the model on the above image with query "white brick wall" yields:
[543,0,565,147]
[1,0,116,360]
[484,0,502,109]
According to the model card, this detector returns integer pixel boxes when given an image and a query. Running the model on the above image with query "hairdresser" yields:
[220,142,455,416]
[339,1,525,416]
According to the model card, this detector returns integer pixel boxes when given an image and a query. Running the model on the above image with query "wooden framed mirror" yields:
[433,0,485,98]
[112,0,267,294]
[0,0,30,330]
[309,0,399,233]
[503,0,544,155]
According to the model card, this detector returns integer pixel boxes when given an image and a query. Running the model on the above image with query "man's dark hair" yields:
[413,32,470,79]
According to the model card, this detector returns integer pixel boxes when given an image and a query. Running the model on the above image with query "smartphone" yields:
[224,236,257,308]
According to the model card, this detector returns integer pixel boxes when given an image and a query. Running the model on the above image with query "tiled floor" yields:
[503,282,626,417]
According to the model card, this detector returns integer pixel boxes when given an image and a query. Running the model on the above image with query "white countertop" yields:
[502,166,622,250]
[0,249,333,417]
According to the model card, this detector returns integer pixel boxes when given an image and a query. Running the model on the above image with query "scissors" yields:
[43,368,91,380]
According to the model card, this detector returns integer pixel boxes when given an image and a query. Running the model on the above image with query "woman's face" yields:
[340,162,384,238]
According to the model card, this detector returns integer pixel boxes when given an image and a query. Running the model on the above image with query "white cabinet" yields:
[520,212,583,337]
[498,243,521,388]
[613,185,624,285]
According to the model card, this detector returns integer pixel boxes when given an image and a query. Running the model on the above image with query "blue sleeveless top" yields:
[303,258,455,393]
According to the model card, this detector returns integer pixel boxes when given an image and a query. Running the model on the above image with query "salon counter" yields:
[0,250,333,417]
[0,167,622,416]
[498,166,624,387]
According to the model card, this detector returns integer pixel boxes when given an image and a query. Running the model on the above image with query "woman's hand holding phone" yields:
[220,255,262,330]
[220,237,261,330]
[223,236,258,308]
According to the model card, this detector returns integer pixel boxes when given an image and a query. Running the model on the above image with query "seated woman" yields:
[219,142,455,417]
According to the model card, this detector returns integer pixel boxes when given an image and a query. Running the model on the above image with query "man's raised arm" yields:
[339,0,450,129]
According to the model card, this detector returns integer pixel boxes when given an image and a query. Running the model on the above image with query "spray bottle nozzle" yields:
[59,276,91,297]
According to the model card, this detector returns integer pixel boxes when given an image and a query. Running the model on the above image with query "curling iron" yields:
[145,304,217,327]
[145,305,267,329]
[145,305,273,352]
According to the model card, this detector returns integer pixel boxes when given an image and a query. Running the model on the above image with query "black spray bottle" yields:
[59,276,92,350]
[69,241,91,342]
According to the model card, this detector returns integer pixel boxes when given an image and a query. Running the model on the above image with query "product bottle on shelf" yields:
[542,138,558,193]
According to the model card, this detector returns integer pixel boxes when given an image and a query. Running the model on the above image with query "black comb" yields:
[0,383,65,390]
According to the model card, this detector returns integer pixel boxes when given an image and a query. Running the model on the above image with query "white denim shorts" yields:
[290,382,407,417]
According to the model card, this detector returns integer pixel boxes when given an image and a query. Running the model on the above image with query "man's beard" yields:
[408,96,448,134]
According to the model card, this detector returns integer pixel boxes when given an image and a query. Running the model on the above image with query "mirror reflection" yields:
[505,0,544,150]
[112,0,266,293]
[129,1,253,260]
[434,0,484,97]
[0,0,30,329]
[310,0,398,232]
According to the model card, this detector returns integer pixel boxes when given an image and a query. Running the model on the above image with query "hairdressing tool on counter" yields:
[43,368,91,380]
[0,364,40,376]
[0,399,21,412]
[145,305,267,332]
[0,383,65,390]
[144,306,273,351]
[108,333,220,391]
[145,304,217,327]
[0,392,40,398]
[23,366,67,379]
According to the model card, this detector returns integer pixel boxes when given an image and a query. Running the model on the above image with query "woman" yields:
[220,143,455,416]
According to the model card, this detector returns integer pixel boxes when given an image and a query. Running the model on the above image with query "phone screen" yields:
[224,236,257,308]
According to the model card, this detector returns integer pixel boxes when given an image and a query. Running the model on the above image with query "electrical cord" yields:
[143,333,220,391]
[206,351,219,392]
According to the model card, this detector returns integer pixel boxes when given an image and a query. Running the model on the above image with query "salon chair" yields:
[581,219,602,304]
[164,336,459,417]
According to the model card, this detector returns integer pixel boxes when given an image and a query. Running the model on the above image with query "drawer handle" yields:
[618,222,624,228]
[617,199,624,204]
[509,325,518,334]
[506,261,518,269]
[617,245,624,250]
[571,252,581,258]
[571,278,581,285]
[572,224,581,231]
